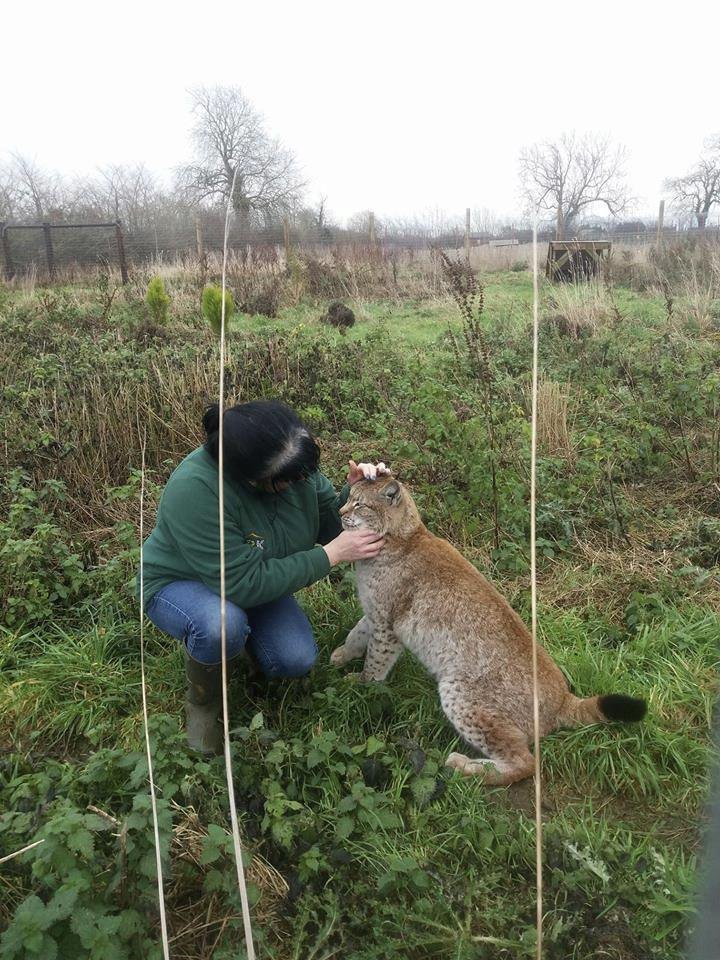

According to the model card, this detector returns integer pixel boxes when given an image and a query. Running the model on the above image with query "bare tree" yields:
[665,136,720,231]
[290,197,337,240]
[79,164,162,231]
[347,210,381,236]
[472,207,504,238]
[0,163,20,220]
[520,133,629,239]
[382,209,462,240]
[176,85,305,233]
[316,195,328,232]
[5,153,66,220]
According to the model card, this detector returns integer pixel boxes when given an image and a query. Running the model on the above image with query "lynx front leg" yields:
[357,622,402,683]
[330,616,373,667]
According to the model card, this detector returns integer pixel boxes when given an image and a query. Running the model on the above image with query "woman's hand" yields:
[324,529,385,566]
[347,459,391,485]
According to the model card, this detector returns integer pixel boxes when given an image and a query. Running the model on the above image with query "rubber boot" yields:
[184,649,240,756]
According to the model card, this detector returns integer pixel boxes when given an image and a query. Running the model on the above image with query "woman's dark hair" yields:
[202,400,321,487]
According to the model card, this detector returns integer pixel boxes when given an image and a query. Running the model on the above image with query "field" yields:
[1,244,719,959]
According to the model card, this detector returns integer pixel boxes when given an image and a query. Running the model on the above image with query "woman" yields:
[139,399,387,754]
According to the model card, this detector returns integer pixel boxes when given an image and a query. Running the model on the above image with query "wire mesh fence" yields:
[2,214,719,283]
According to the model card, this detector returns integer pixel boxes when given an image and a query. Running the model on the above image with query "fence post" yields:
[1,222,15,281]
[368,211,376,246]
[42,222,55,280]
[465,208,471,262]
[656,200,665,248]
[283,217,291,263]
[115,220,129,284]
[195,217,204,261]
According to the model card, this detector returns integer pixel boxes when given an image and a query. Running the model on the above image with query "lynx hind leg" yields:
[439,678,536,787]
[330,616,372,667]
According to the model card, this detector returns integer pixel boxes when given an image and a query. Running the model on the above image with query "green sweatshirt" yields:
[137,446,350,609]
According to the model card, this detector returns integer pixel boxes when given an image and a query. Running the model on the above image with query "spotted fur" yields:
[331,477,646,785]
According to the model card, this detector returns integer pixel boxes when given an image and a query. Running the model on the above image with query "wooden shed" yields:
[546,240,612,282]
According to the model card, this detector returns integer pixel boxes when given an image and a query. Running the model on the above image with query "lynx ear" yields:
[383,480,401,505]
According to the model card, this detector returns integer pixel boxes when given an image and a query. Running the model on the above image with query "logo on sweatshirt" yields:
[245,531,265,550]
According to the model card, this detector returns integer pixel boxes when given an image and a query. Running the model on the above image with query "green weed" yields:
[1,268,718,958]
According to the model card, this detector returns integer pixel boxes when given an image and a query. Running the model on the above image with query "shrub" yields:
[144,276,170,326]
[201,285,235,337]
[295,254,349,299]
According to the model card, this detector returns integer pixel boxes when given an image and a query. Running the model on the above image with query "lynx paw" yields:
[446,752,496,777]
[330,644,351,667]
[344,671,372,684]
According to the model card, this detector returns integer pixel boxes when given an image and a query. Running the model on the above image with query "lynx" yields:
[331,477,646,785]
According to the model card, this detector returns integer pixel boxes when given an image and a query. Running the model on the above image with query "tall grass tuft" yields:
[534,378,574,460]
[678,258,719,327]
[438,250,500,549]
[547,280,613,338]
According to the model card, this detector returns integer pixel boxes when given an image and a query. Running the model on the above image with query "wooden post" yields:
[195,217,204,260]
[42,222,55,280]
[115,220,129,284]
[465,207,471,262]
[656,200,665,247]
[368,211,376,245]
[283,217,291,263]
[1,222,15,281]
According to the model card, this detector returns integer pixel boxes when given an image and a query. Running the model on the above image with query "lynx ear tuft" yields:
[383,480,401,504]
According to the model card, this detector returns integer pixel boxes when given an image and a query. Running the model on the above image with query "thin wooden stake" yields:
[138,429,171,960]
[42,222,55,280]
[115,220,129,284]
[218,166,257,960]
[195,217,205,261]
[656,200,665,248]
[531,221,544,959]
[0,221,15,281]
[283,216,291,264]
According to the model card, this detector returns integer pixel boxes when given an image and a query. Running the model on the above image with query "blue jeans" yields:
[145,580,318,675]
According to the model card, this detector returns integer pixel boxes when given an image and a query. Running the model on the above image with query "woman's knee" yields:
[271,642,318,678]
[187,603,249,663]
[245,595,318,678]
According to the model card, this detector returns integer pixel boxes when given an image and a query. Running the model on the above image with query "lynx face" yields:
[340,478,408,535]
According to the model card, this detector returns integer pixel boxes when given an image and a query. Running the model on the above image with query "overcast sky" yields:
[3,0,718,225]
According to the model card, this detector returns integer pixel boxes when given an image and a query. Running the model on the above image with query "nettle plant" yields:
[0,717,257,960]
[0,472,88,627]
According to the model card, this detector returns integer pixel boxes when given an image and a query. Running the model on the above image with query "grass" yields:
[230,271,540,346]
[1,255,719,958]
